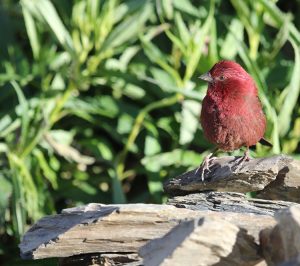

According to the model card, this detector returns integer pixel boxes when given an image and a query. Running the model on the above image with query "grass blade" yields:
[277,40,300,136]
[22,5,40,59]
[10,81,29,151]
[23,0,75,55]
[179,100,201,145]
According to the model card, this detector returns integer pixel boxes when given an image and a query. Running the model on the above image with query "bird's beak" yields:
[198,72,213,83]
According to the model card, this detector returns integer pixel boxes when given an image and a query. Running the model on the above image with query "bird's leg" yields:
[234,147,251,171]
[195,153,215,181]
[195,148,218,181]
[240,146,251,163]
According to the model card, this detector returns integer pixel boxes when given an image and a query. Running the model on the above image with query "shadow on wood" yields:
[140,217,261,266]
[18,155,300,266]
[164,155,300,203]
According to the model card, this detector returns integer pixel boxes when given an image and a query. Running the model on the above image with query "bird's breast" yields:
[200,94,266,151]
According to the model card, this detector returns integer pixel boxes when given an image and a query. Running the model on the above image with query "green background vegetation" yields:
[0,0,299,264]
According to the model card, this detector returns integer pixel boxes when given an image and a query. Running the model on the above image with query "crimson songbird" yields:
[198,60,271,180]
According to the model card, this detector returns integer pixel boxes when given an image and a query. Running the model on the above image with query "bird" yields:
[197,60,272,180]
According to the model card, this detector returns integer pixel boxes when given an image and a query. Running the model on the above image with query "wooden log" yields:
[260,205,300,266]
[167,192,297,216]
[58,253,141,266]
[139,217,261,266]
[20,203,276,260]
[20,204,182,259]
[19,155,300,264]
[163,155,300,203]
[256,157,300,202]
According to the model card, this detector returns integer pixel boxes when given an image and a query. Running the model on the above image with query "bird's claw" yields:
[233,149,251,172]
[195,153,216,181]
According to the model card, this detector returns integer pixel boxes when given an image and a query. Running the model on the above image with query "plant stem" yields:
[249,33,259,60]
[20,82,75,159]
[49,81,75,125]
[8,153,25,239]
[116,93,181,180]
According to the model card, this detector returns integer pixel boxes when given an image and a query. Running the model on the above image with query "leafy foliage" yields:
[0,0,300,263]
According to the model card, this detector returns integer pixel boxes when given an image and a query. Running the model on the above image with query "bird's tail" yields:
[259,138,273,147]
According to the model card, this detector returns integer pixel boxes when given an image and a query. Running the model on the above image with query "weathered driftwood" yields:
[139,217,261,266]
[164,155,300,202]
[260,205,300,266]
[140,206,300,266]
[20,204,181,259]
[20,202,276,260]
[19,155,300,265]
[58,253,141,266]
[167,192,297,216]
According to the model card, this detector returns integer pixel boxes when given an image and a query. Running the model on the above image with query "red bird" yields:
[198,60,271,179]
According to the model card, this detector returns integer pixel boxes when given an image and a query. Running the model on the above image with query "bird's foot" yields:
[233,149,251,172]
[195,153,216,181]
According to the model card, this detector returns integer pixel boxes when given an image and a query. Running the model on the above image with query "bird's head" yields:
[199,60,257,96]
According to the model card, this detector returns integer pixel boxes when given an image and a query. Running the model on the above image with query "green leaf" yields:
[221,19,244,60]
[66,96,120,118]
[49,130,74,145]
[10,81,29,150]
[162,0,174,20]
[0,143,8,153]
[144,123,161,156]
[257,0,300,45]
[8,153,40,221]
[230,0,251,30]
[97,141,114,161]
[123,83,146,99]
[157,117,176,137]
[142,149,202,172]
[33,148,58,189]
[0,174,12,224]
[173,0,200,17]
[145,134,161,156]
[108,169,126,204]
[0,115,12,132]
[147,172,163,203]
[208,16,218,64]
[179,100,201,145]
[22,0,74,54]
[278,40,300,136]
[51,74,66,91]
[73,180,97,195]
[183,1,215,82]
[264,17,290,60]
[22,5,40,59]
[150,67,177,92]
[142,38,182,84]
[174,12,190,46]
[102,2,152,50]
[118,45,140,71]
[117,113,134,134]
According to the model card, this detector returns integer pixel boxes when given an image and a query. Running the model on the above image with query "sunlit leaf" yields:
[102,2,152,50]
[33,148,58,189]
[278,40,300,136]
[10,81,29,150]
[179,100,201,145]
[221,19,244,59]
[142,149,202,172]
[0,174,12,225]
[22,6,40,59]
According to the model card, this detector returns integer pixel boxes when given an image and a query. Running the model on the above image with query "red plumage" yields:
[200,60,267,152]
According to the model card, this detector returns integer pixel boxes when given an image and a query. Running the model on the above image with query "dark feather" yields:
[259,138,273,147]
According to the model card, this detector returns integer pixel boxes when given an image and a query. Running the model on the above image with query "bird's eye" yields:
[219,75,225,81]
